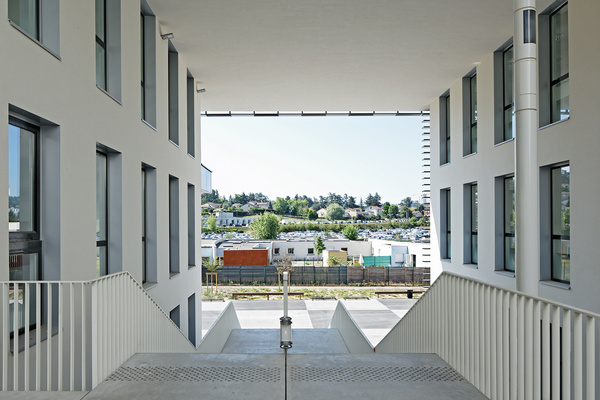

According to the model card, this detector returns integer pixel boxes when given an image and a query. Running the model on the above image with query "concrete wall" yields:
[1,2,202,340]
[429,0,600,313]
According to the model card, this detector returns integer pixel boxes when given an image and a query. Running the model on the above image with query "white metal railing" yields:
[0,272,195,391]
[375,272,599,400]
[329,301,374,354]
[91,273,195,387]
[197,302,240,353]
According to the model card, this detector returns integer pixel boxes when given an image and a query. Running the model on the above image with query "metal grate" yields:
[291,366,464,382]
[107,366,281,382]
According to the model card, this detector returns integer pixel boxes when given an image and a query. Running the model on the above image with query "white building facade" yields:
[3,0,204,345]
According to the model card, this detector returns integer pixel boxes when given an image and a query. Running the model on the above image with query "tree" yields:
[206,215,217,231]
[307,209,318,220]
[373,192,382,207]
[202,257,222,272]
[400,197,413,208]
[389,204,399,218]
[400,206,411,219]
[273,197,288,215]
[325,203,344,221]
[342,225,359,240]
[314,236,326,257]
[250,212,280,239]
[347,196,358,208]
[382,202,390,216]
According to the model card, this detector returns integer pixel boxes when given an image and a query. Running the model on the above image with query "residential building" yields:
[316,208,327,218]
[364,206,383,217]
[344,208,363,218]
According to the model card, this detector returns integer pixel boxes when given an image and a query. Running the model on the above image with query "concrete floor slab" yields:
[84,353,284,400]
[308,310,335,328]
[221,329,349,354]
[376,298,418,310]
[303,299,338,310]
[340,299,390,310]
[236,310,313,329]
[85,353,487,400]
[232,299,306,310]
[288,354,488,400]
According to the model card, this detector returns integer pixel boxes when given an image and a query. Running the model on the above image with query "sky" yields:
[200,116,425,205]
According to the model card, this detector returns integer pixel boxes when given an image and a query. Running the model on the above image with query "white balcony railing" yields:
[0,272,195,391]
[376,272,599,400]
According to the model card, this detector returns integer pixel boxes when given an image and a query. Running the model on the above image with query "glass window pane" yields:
[8,124,36,232]
[504,237,516,272]
[447,233,451,259]
[95,0,105,42]
[551,166,570,236]
[96,43,106,89]
[471,185,478,232]
[471,124,477,153]
[552,238,570,281]
[503,46,514,107]
[8,0,39,39]
[471,234,478,264]
[470,75,477,124]
[504,177,515,234]
[504,107,515,141]
[9,253,39,281]
[551,78,570,122]
[96,152,107,242]
[97,246,107,277]
[550,5,569,82]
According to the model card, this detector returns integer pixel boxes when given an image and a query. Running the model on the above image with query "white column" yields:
[514,0,539,295]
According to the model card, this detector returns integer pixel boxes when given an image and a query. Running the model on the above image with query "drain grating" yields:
[291,366,464,382]
[106,366,281,382]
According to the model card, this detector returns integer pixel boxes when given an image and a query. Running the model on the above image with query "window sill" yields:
[188,264,197,270]
[9,21,61,60]
[169,272,180,279]
[187,153,196,159]
[440,162,451,167]
[141,119,157,131]
[463,263,478,269]
[540,280,571,290]
[463,152,477,159]
[539,116,570,131]
[143,281,158,291]
[169,140,180,148]
[494,137,515,147]
[96,86,122,105]
[494,270,515,278]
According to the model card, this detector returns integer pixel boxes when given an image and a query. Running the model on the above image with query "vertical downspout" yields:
[514,0,539,295]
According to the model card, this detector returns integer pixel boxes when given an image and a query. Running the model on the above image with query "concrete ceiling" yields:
[147,0,525,112]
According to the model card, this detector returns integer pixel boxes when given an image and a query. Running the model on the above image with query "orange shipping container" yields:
[223,249,269,266]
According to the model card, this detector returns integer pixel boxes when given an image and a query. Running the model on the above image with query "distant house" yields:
[345,208,363,218]
[231,203,242,209]
[365,206,382,217]
[317,208,327,218]
[201,202,221,211]
[240,201,269,211]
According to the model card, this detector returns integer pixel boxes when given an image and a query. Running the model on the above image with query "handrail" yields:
[376,272,598,399]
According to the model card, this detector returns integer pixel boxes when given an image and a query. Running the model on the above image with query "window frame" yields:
[502,46,514,142]
[141,167,147,283]
[95,0,108,90]
[549,3,569,123]
[441,188,451,259]
[462,69,477,156]
[439,92,451,165]
[470,183,478,264]
[96,150,109,277]
[550,164,570,283]
[503,176,516,272]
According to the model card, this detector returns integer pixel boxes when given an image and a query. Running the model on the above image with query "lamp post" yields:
[280,271,292,400]
[280,272,292,349]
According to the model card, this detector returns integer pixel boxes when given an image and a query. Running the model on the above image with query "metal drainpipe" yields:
[514,0,539,295]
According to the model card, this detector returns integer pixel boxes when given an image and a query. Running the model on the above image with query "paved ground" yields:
[83,353,489,400]
[202,298,417,346]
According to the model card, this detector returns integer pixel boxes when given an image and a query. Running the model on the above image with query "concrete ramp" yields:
[221,328,350,354]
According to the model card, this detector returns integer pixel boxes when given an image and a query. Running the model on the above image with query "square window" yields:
[288,248,294,254]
